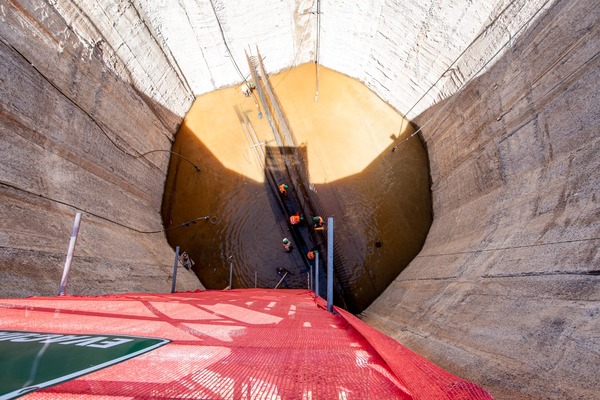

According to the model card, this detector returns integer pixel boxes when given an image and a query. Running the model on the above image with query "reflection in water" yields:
[163,64,431,313]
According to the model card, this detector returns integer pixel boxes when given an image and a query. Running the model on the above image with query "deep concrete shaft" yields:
[0,1,598,399]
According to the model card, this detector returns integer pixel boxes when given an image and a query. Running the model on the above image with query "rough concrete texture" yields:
[17,0,553,117]
[362,1,600,399]
[0,0,202,296]
[0,0,598,398]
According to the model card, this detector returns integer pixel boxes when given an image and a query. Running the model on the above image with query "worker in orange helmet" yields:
[279,184,289,196]
[289,211,304,225]
[282,238,293,252]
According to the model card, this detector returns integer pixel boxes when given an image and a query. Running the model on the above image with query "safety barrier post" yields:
[327,218,334,313]
[255,271,257,288]
[58,212,82,296]
[308,265,313,291]
[171,246,179,293]
[315,251,320,298]
[229,260,233,289]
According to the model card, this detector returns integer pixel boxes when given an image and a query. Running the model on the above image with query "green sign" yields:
[0,330,170,399]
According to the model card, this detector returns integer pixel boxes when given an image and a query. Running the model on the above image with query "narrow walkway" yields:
[0,289,492,399]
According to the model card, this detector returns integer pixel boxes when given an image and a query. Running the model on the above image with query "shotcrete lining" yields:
[0,0,598,399]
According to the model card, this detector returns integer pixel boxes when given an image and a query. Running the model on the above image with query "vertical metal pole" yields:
[171,246,179,293]
[315,251,320,298]
[255,271,257,288]
[327,217,334,313]
[314,0,321,102]
[309,265,313,291]
[229,261,233,289]
[58,212,82,296]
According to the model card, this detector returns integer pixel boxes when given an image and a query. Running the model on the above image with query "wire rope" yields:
[207,0,262,117]
[391,0,554,152]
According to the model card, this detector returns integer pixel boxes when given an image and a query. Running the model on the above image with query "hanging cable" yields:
[1,37,202,174]
[272,0,317,90]
[207,0,262,118]
[141,216,217,234]
[136,150,200,171]
[392,0,553,152]
[0,181,216,234]
[416,236,600,259]
[398,0,522,133]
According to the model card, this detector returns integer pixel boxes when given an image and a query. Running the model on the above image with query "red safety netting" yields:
[331,303,493,399]
[0,289,492,399]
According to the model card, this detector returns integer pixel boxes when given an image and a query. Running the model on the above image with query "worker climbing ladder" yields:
[243,48,357,310]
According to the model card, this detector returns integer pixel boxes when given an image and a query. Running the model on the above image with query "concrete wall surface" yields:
[1,0,549,297]
[0,0,201,296]
[0,0,598,398]
[362,1,599,398]
[18,0,554,116]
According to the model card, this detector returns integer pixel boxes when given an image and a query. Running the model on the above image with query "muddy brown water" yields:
[162,64,431,313]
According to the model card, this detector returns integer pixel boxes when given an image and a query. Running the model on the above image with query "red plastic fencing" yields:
[332,303,493,399]
[0,289,492,399]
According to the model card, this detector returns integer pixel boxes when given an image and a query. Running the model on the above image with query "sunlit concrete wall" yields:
[30,0,553,116]
[1,0,598,398]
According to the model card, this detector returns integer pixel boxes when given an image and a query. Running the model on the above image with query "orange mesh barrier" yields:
[332,304,493,399]
[0,289,492,399]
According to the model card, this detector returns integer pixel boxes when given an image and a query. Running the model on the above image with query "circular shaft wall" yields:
[0,0,597,398]
[363,1,599,398]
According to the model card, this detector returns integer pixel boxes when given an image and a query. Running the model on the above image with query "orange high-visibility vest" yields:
[290,215,301,224]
